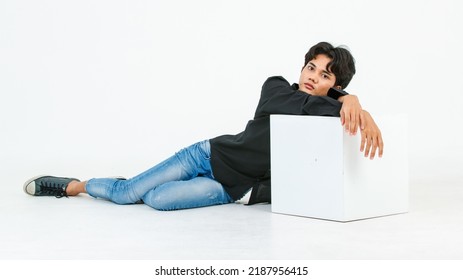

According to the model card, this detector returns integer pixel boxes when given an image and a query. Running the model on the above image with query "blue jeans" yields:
[85,140,234,210]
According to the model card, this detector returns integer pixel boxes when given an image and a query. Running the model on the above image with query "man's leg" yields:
[142,177,234,211]
[80,140,215,204]
[23,140,215,205]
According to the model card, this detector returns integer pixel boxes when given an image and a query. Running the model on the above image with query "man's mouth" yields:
[304,83,314,91]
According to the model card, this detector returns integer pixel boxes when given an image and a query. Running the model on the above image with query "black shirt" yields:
[209,76,343,202]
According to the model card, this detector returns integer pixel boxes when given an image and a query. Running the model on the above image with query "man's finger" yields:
[344,112,351,132]
[378,137,384,158]
[340,110,345,125]
[359,111,366,130]
[369,138,378,159]
[349,112,356,135]
[360,133,366,152]
[364,136,372,157]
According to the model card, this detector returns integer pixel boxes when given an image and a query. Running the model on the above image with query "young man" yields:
[23,42,383,210]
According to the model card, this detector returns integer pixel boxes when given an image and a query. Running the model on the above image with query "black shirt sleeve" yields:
[254,76,342,118]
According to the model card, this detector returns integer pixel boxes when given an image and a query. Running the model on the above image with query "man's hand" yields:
[338,95,364,135]
[338,95,384,159]
[359,110,384,159]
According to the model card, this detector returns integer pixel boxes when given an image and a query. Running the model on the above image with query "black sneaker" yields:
[23,175,80,198]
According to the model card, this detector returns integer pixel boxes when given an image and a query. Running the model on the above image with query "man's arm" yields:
[256,77,342,117]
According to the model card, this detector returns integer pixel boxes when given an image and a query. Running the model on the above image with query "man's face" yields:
[298,54,337,96]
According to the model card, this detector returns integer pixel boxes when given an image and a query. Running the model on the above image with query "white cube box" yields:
[270,114,409,222]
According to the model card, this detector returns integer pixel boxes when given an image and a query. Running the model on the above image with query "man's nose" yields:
[308,75,317,83]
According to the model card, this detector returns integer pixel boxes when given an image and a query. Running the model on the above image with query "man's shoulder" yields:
[264,76,290,85]
[262,76,292,93]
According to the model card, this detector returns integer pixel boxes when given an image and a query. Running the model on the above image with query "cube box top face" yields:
[270,115,409,222]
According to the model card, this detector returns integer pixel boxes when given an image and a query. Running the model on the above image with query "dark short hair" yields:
[303,42,356,89]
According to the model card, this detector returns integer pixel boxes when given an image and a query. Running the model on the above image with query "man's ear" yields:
[336,85,342,89]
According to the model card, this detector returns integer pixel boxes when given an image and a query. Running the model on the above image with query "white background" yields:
[1,0,462,191]
[1,1,463,277]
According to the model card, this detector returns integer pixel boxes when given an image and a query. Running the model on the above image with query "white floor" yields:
[1,173,463,260]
